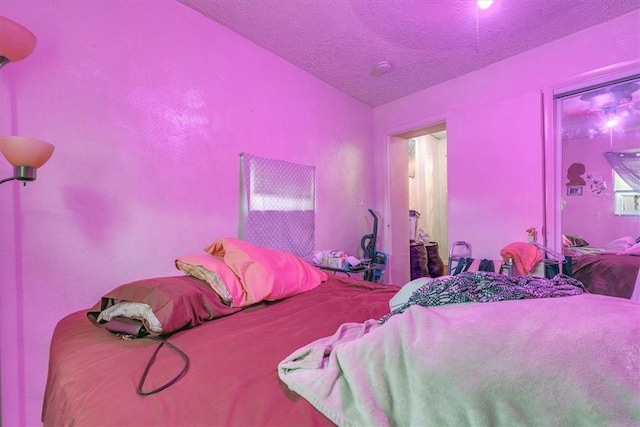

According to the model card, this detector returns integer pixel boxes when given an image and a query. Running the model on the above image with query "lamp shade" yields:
[0,136,54,168]
[0,15,37,62]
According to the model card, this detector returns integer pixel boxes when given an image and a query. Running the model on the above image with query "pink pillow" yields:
[203,237,328,307]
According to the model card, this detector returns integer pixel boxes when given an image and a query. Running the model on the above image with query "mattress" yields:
[42,275,399,426]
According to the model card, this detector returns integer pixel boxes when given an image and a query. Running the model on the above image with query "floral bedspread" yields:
[380,271,585,324]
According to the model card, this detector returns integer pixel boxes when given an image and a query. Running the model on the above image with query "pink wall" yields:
[0,1,374,425]
[2,2,639,425]
[373,10,640,285]
[562,129,640,247]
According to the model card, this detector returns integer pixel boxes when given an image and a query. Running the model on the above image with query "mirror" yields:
[558,75,640,249]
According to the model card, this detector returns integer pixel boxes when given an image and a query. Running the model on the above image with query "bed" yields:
[279,283,640,426]
[564,235,640,300]
[42,238,640,426]
[42,274,398,426]
[571,253,640,300]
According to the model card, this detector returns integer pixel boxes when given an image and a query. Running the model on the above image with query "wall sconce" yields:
[0,136,54,185]
[0,15,54,185]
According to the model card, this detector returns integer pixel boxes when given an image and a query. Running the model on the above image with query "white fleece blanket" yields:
[278,294,640,427]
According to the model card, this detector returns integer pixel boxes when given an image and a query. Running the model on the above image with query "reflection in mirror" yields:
[558,75,640,249]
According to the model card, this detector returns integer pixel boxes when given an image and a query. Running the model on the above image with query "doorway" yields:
[387,120,448,285]
[408,131,449,271]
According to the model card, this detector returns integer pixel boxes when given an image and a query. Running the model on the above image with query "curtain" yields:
[408,135,448,248]
[603,151,640,191]
[239,153,315,257]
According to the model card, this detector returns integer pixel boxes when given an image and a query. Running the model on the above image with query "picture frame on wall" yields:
[566,186,583,196]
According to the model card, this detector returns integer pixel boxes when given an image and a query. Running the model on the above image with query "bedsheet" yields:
[279,294,640,427]
[42,276,399,426]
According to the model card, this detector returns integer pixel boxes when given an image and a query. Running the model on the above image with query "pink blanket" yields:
[499,242,542,275]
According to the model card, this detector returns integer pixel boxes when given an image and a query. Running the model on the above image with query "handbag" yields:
[105,316,149,338]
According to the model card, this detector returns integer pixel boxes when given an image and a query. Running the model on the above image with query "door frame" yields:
[542,59,640,253]
[385,116,449,286]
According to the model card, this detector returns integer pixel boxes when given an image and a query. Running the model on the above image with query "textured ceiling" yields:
[178,0,640,107]
[561,77,640,140]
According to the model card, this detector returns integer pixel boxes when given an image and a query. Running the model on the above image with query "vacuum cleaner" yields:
[360,209,382,282]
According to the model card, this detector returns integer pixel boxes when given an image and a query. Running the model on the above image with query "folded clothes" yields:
[500,242,543,276]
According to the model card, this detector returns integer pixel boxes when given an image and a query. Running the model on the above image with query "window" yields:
[614,171,640,216]
[239,153,315,256]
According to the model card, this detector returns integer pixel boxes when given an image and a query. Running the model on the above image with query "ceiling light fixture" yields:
[477,0,493,9]
[605,118,618,128]
[370,61,393,78]
[581,82,639,112]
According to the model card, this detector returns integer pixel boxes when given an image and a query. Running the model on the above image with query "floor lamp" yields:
[0,136,54,185]
[0,15,55,184]
[0,14,54,427]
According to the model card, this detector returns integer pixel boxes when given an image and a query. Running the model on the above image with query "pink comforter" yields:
[42,276,398,426]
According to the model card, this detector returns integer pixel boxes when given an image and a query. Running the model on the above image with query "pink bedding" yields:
[42,276,399,426]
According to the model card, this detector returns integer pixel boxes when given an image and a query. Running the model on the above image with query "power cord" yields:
[136,335,190,396]
[105,317,190,396]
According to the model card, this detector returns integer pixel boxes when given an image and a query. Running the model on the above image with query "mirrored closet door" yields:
[556,74,640,249]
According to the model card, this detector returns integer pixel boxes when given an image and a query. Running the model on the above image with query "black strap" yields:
[452,258,466,275]
[137,335,190,396]
[453,257,475,274]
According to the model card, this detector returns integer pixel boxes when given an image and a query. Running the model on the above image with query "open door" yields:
[387,135,412,285]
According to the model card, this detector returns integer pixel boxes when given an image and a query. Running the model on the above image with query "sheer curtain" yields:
[408,135,448,248]
[604,151,640,191]
[239,153,315,257]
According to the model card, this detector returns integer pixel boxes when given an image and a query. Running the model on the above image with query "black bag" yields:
[544,256,572,279]
[105,316,149,338]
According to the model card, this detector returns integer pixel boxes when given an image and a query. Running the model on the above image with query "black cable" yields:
[136,335,190,396]
[0,177,17,185]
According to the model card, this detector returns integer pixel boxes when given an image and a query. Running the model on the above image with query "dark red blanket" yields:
[572,253,640,299]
